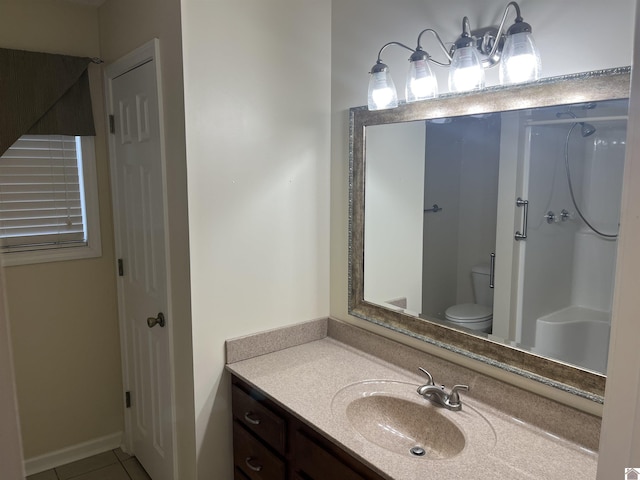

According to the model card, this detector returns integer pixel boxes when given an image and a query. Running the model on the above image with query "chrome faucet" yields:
[416,367,469,411]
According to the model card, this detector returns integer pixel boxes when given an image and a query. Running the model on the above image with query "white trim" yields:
[24,431,122,476]
[105,38,177,479]
[105,42,135,458]
[105,40,158,80]
[153,38,181,480]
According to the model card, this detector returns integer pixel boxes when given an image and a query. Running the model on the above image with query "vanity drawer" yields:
[232,384,286,455]
[233,421,286,480]
[231,375,384,480]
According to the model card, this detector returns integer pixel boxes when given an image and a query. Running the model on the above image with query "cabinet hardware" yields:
[244,412,261,425]
[245,457,263,472]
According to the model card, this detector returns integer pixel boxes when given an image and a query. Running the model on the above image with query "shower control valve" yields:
[544,211,557,224]
[560,209,571,222]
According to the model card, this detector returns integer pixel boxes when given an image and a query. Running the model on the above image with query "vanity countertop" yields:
[225,318,598,480]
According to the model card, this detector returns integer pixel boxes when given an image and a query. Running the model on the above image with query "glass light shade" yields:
[405,58,438,102]
[448,46,485,93]
[499,31,542,85]
[368,69,398,111]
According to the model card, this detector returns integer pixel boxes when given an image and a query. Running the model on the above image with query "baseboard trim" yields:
[24,431,123,476]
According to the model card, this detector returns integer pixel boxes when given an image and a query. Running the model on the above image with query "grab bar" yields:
[515,197,529,241]
[489,253,495,289]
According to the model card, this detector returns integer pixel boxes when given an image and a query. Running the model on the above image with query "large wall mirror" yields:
[349,67,630,402]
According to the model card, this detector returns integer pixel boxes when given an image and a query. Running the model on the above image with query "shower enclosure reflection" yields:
[363,98,628,375]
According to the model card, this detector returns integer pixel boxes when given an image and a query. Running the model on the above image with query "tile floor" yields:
[27,449,151,480]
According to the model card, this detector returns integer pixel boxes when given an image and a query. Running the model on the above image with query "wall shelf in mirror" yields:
[349,67,631,403]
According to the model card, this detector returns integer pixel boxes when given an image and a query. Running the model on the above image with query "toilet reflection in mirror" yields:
[362,97,628,375]
[444,263,493,333]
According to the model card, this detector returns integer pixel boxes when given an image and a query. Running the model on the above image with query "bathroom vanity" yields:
[226,318,599,480]
[232,375,386,479]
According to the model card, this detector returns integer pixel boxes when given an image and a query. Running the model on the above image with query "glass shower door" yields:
[511,100,627,374]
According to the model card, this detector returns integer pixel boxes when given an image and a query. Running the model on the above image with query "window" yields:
[0,134,101,266]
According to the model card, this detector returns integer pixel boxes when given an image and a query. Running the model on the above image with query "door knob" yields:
[147,312,166,328]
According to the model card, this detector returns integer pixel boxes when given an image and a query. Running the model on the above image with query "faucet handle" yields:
[418,367,435,386]
[448,384,469,406]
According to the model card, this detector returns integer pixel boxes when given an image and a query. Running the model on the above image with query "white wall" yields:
[598,3,640,474]
[365,122,425,313]
[331,0,635,411]
[180,0,331,478]
[0,269,24,479]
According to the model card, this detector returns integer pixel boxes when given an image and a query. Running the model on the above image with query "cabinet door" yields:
[234,466,250,480]
[292,430,367,480]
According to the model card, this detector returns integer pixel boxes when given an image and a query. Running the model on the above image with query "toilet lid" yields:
[445,303,492,322]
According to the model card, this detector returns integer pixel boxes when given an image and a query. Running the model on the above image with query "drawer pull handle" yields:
[245,456,263,472]
[244,412,261,425]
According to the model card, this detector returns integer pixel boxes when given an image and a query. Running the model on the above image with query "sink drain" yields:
[410,446,426,457]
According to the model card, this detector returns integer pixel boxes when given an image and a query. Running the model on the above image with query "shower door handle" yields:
[514,197,529,241]
[489,253,495,289]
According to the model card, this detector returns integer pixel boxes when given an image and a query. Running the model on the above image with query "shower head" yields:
[556,111,597,137]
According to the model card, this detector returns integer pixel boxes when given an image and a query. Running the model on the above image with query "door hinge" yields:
[125,391,131,408]
[118,258,124,277]
[109,114,115,134]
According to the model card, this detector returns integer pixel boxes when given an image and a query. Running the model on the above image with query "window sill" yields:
[1,243,102,267]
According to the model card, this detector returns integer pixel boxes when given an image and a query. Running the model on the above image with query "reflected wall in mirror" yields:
[350,68,631,401]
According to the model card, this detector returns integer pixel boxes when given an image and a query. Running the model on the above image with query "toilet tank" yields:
[471,264,493,307]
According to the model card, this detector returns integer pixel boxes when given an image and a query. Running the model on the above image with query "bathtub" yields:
[534,306,610,374]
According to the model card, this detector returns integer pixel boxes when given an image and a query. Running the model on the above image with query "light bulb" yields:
[499,31,541,85]
[406,53,437,102]
[368,63,398,111]
[448,46,485,93]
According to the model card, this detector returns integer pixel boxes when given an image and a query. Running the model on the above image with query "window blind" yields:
[0,134,86,251]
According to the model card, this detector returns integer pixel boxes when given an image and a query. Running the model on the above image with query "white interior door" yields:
[108,43,174,480]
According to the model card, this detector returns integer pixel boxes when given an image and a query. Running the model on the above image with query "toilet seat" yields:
[445,303,492,322]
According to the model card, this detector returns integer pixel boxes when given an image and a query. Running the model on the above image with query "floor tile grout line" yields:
[55,461,118,480]
[29,449,141,480]
[54,450,122,480]
[114,448,136,480]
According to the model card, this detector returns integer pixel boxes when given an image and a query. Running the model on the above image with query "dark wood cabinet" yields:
[231,375,386,480]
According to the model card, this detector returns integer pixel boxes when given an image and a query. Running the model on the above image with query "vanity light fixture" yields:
[448,18,485,93]
[367,1,542,110]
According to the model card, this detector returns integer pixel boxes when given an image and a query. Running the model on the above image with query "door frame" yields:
[104,38,177,477]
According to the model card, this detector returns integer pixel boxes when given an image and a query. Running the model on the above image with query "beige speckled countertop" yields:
[226,318,599,480]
